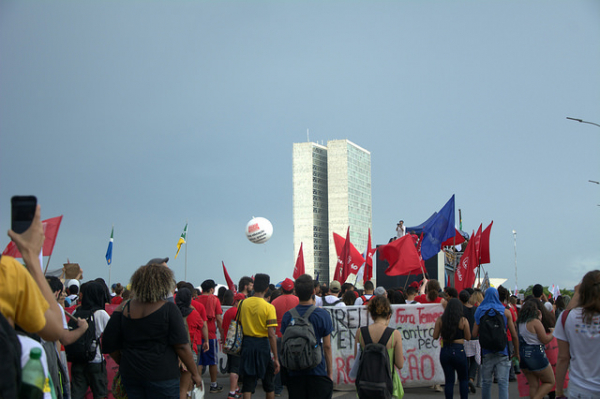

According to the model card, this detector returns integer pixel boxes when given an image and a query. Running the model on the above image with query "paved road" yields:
[211,376,522,398]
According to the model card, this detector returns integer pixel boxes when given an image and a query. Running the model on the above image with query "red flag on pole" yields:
[364,229,376,283]
[3,215,63,258]
[293,243,305,279]
[333,229,365,282]
[455,231,477,291]
[473,224,482,265]
[479,221,493,264]
[222,262,236,292]
[379,235,422,276]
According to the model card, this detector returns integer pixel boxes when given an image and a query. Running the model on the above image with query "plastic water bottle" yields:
[20,347,45,399]
[512,356,521,374]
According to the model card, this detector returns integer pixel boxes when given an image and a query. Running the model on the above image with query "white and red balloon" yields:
[245,217,273,244]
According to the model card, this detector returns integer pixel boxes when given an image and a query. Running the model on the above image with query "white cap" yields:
[66,279,80,288]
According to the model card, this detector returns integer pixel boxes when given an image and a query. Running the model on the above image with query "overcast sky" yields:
[1,1,599,291]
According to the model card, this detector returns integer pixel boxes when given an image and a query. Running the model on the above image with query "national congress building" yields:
[292,139,372,282]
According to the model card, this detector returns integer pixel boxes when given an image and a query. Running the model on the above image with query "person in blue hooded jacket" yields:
[472,287,519,399]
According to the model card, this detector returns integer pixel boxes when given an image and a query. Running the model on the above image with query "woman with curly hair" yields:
[102,264,202,399]
[555,270,600,399]
[433,298,471,399]
[354,296,404,398]
[516,299,555,399]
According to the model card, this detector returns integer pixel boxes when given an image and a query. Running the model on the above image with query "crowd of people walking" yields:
[2,206,599,399]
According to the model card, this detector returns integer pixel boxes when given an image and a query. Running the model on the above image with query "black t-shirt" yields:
[102,301,189,381]
[463,305,476,334]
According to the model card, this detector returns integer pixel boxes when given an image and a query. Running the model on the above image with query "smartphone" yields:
[11,195,37,234]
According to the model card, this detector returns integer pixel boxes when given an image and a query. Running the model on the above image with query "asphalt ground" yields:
[210,376,522,398]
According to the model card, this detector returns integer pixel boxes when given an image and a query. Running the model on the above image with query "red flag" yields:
[441,228,466,247]
[222,262,236,292]
[379,235,423,276]
[3,215,63,258]
[455,231,477,291]
[293,243,305,279]
[473,224,482,265]
[364,229,376,283]
[479,221,493,264]
[333,230,365,282]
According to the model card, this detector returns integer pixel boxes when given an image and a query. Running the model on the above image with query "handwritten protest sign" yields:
[217,304,445,388]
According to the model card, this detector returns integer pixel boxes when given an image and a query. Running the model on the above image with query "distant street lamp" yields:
[566,117,600,128]
[589,180,600,185]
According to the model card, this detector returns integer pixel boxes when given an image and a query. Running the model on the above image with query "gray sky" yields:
[1,1,599,291]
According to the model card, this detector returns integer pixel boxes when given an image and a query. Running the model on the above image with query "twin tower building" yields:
[292,139,372,284]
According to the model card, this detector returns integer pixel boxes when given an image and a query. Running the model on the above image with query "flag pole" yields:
[109,264,111,288]
[184,220,188,281]
[44,254,52,276]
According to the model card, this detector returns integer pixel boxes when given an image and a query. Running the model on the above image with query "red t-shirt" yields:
[222,306,238,336]
[196,294,222,340]
[111,296,123,305]
[414,294,443,304]
[186,309,203,351]
[271,294,300,337]
[506,305,517,341]
[191,299,208,324]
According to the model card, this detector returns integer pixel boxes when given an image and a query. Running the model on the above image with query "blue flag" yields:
[105,227,114,265]
[421,195,455,260]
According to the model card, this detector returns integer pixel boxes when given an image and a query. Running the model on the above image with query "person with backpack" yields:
[354,281,375,306]
[322,281,345,307]
[354,296,404,399]
[433,298,471,399]
[69,281,110,399]
[472,287,519,399]
[280,274,333,399]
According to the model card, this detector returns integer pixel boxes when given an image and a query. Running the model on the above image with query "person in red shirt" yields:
[414,279,445,305]
[176,287,209,399]
[222,292,246,399]
[498,285,518,381]
[271,278,299,396]
[111,283,124,305]
[196,279,224,393]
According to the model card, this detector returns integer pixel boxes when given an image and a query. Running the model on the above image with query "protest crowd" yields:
[2,206,600,399]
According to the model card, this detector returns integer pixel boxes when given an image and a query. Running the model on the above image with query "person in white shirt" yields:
[354,281,375,306]
[396,220,406,238]
[322,281,345,307]
[555,270,600,399]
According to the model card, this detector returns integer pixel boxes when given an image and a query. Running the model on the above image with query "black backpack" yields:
[281,306,322,371]
[65,309,98,363]
[356,326,394,399]
[322,298,341,307]
[0,310,22,398]
[478,308,507,352]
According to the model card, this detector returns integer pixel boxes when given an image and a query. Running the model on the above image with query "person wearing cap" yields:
[271,278,300,396]
[222,291,246,399]
[196,279,224,393]
[322,281,345,307]
[374,286,388,298]
[66,279,80,307]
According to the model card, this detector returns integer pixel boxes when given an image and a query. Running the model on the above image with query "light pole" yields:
[567,117,600,128]
[513,230,517,294]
